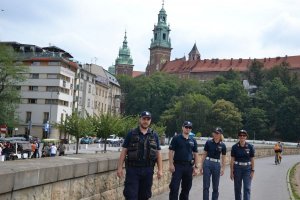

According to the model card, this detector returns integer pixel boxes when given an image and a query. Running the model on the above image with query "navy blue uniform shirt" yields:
[231,142,255,162]
[204,139,226,159]
[123,127,161,164]
[169,134,198,162]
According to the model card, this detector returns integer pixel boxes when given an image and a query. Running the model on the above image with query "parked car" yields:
[80,137,93,144]
[106,134,123,145]
[94,137,103,143]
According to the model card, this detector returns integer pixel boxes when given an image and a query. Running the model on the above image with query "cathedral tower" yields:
[115,31,134,76]
[146,2,172,75]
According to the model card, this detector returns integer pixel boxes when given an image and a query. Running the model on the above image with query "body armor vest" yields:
[126,128,158,167]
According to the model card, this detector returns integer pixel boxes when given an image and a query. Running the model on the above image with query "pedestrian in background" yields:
[200,127,227,200]
[58,140,66,156]
[230,130,255,200]
[168,121,200,200]
[117,111,162,200]
[50,143,57,157]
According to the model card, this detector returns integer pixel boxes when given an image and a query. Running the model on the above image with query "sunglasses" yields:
[142,117,151,121]
[184,126,192,129]
[239,134,247,137]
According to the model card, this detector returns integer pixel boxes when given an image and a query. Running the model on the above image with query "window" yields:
[63,81,66,87]
[46,86,58,92]
[47,74,58,79]
[30,73,39,79]
[28,99,37,104]
[79,97,82,105]
[88,85,91,93]
[29,86,38,91]
[48,62,60,66]
[26,112,31,123]
[163,33,166,40]
[43,112,49,123]
[87,99,90,107]
[32,62,40,66]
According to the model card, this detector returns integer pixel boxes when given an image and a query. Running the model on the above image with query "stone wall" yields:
[0,146,299,200]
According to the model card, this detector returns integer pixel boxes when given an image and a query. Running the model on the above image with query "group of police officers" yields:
[117,111,255,200]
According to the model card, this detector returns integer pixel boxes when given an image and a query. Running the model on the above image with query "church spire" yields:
[115,31,134,76]
[188,43,201,61]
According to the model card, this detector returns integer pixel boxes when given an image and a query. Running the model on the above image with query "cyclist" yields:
[274,141,283,165]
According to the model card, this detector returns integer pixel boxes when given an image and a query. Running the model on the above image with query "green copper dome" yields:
[116,31,133,65]
[150,4,171,49]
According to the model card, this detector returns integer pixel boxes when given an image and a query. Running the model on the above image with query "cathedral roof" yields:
[161,55,300,73]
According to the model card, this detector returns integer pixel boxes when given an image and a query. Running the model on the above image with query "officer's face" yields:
[139,117,151,129]
[213,132,221,139]
[182,126,192,134]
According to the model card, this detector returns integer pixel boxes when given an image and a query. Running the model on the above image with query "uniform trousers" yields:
[203,159,221,200]
[169,163,193,200]
[123,166,154,200]
[233,165,252,200]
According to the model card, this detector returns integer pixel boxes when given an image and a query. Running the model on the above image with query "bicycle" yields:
[275,152,281,165]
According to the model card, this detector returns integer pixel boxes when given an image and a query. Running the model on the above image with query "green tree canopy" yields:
[210,99,242,138]
[0,44,28,128]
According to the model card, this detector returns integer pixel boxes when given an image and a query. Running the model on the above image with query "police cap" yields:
[182,121,193,127]
[238,129,248,137]
[214,127,223,134]
[140,111,152,118]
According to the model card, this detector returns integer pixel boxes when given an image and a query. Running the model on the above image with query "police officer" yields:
[169,121,200,200]
[117,111,162,200]
[230,130,255,200]
[200,127,226,200]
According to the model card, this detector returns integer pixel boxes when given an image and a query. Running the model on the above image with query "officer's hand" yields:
[193,167,198,176]
[117,168,124,178]
[157,170,163,179]
[220,168,224,176]
[199,168,203,175]
[250,171,254,179]
[169,164,175,173]
[230,172,234,181]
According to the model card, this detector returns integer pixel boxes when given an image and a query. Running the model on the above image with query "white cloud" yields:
[1,0,300,71]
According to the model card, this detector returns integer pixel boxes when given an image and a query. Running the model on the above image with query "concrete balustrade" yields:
[0,146,299,200]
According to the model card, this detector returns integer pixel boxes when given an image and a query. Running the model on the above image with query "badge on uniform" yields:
[245,149,250,154]
[189,140,194,147]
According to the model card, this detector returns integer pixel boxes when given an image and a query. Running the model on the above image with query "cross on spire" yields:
[162,0,164,7]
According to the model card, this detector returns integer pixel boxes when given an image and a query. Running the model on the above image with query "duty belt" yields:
[205,157,220,163]
[174,160,193,165]
[234,161,251,166]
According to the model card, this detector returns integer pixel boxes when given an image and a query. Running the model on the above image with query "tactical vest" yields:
[126,128,158,167]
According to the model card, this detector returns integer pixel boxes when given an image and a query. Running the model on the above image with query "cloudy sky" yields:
[1,0,300,71]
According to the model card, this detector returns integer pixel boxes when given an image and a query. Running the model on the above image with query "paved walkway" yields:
[154,155,300,200]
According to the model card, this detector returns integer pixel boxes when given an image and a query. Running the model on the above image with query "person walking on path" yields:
[117,111,162,200]
[168,121,200,200]
[200,127,227,200]
[230,130,255,200]
[58,140,66,156]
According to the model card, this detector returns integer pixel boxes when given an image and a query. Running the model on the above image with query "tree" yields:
[211,80,250,112]
[92,113,122,152]
[210,99,242,138]
[124,72,179,122]
[64,112,95,154]
[243,107,269,140]
[276,96,300,141]
[0,44,28,129]
[246,60,264,87]
[161,93,213,137]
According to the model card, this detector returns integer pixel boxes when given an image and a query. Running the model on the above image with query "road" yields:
[154,154,300,200]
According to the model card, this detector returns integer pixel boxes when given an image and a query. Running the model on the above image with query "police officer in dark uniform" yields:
[200,127,226,200]
[117,111,163,200]
[230,130,255,200]
[169,121,200,200]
